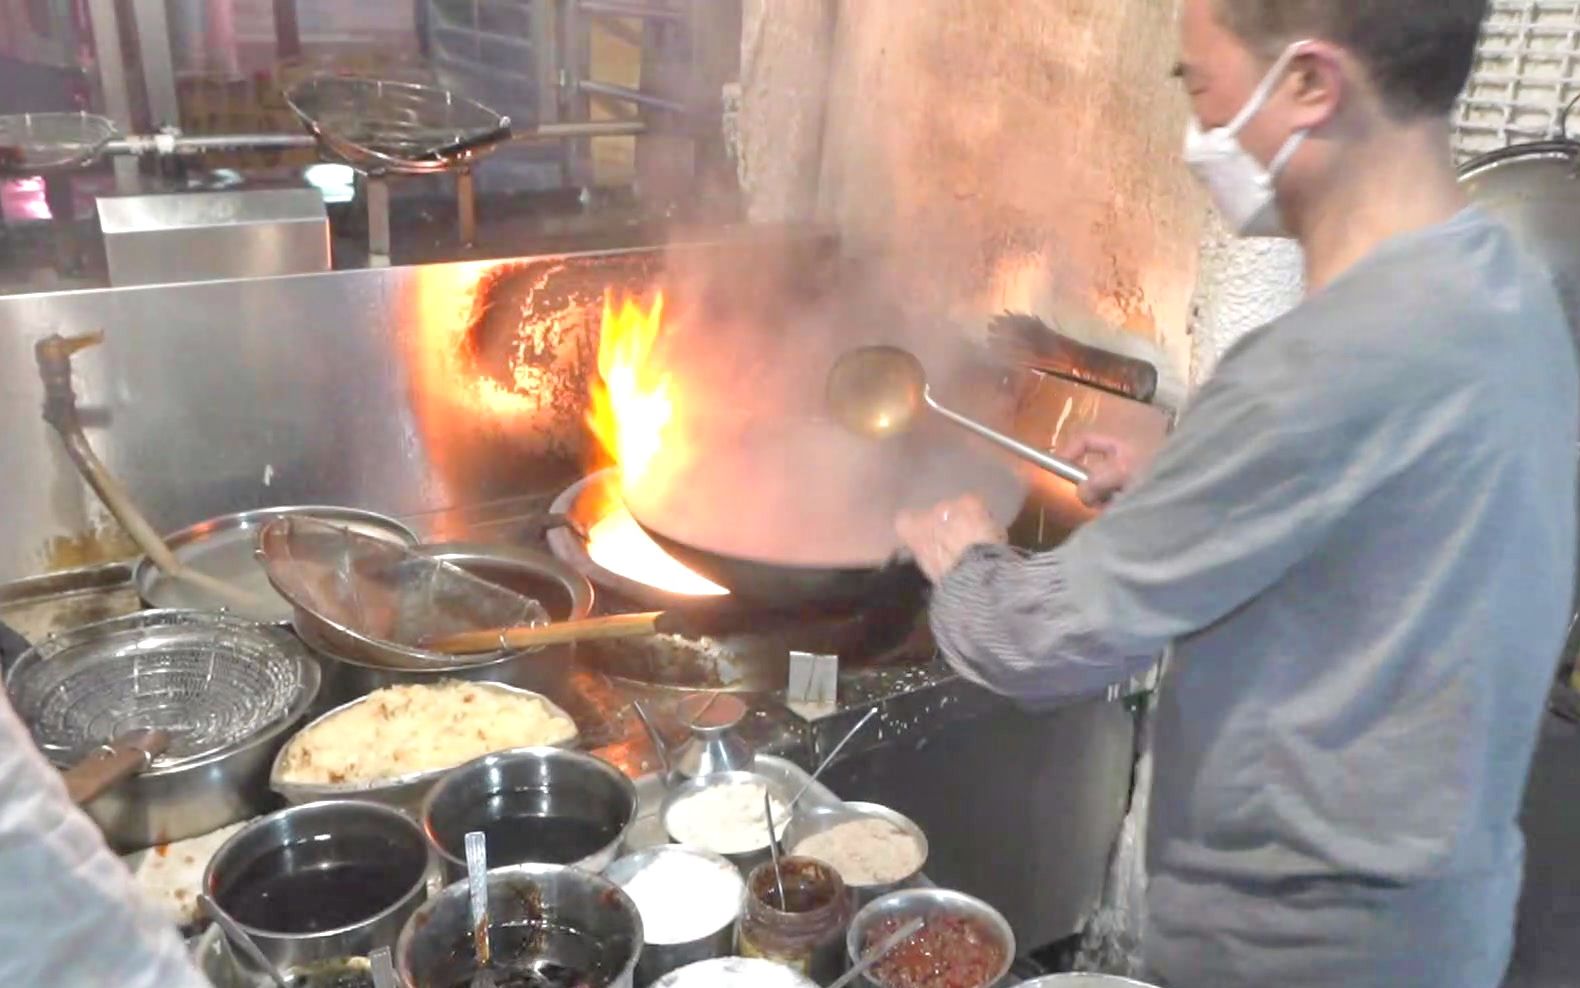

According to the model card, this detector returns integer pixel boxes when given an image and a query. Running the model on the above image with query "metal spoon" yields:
[629,699,674,785]
[828,917,926,988]
[764,791,787,909]
[197,893,291,988]
[826,345,1090,485]
[369,947,396,988]
[789,707,879,810]
[465,830,496,988]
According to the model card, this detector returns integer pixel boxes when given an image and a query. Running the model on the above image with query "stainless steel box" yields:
[96,188,331,287]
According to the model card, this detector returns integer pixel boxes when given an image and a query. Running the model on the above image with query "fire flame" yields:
[585,291,727,596]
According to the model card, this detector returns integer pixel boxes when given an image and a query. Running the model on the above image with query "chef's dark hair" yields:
[1216,0,1486,119]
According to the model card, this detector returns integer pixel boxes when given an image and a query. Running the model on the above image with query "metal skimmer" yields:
[5,610,315,769]
[0,112,118,175]
[284,75,511,175]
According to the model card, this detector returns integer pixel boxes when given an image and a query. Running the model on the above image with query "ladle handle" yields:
[62,728,170,805]
[422,612,665,653]
[924,388,1090,486]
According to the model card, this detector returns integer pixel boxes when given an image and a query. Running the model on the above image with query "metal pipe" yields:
[104,133,317,156]
[517,120,648,140]
[367,175,391,266]
[579,1,687,21]
[456,169,476,247]
[577,79,690,115]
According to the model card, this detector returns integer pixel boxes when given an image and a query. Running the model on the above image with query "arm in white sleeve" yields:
[0,694,211,988]
[928,351,1391,705]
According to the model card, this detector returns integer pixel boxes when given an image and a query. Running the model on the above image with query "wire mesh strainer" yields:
[283,75,511,175]
[5,610,318,769]
[256,515,549,670]
[0,112,119,175]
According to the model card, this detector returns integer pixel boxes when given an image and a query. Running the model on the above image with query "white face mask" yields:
[1184,43,1311,238]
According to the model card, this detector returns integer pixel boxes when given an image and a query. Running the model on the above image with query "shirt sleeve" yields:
[0,694,212,988]
[930,347,1385,705]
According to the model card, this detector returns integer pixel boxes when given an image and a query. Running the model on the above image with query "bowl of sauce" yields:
[845,888,1015,988]
[396,863,644,988]
[203,800,438,972]
[420,747,637,881]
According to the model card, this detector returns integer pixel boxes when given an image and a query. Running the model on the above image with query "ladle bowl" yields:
[826,345,1090,486]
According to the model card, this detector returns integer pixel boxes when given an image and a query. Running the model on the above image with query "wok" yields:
[621,416,1027,608]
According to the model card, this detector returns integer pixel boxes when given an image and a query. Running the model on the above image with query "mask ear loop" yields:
[1226,39,1317,134]
[1557,91,1580,143]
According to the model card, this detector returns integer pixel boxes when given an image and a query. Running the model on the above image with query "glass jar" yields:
[736,856,851,983]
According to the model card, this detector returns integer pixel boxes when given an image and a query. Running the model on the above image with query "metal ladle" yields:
[197,893,291,988]
[826,345,1090,486]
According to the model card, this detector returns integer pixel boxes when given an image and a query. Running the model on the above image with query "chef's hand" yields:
[895,495,1008,584]
[1060,434,1139,509]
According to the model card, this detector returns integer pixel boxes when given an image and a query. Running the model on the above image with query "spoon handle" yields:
[828,917,926,988]
[925,388,1090,485]
[197,893,291,988]
[791,707,878,809]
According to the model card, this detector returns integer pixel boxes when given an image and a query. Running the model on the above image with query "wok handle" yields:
[62,728,171,805]
[422,612,665,654]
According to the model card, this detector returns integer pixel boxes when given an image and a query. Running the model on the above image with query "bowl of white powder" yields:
[785,801,929,905]
[651,957,819,988]
[660,771,792,873]
[604,845,744,983]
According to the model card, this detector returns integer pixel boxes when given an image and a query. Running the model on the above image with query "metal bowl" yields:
[651,957,820,987]
[660,769,793,875]
[269,682,579,812]
[783,800,929,906]
[192,925,380,988]
[6,609,321,850]
[1018,978,1162,987]
[604,845,744,984]
[134,505,417,624]
[421,746,637,880]
[396,863,643,988]
[203,799,439,973]
[846,888,1016,988]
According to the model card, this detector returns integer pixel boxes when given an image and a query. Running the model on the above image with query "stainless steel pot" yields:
[846,888,1016,988]
[1018,977,1162,987]
[203,799,439,973]
[782,800,930,907]
[420,746,638,880]
[305,543,594,707]
[604,845,743,984]
[396,863,643,988]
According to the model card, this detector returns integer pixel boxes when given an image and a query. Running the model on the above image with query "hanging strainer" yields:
[283,75,511,175]
[256,515,549,670]
[5,610,318,770]
[0,111,118,175]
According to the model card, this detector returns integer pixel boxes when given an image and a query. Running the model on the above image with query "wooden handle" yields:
[62,728,171,805]
[423,612,665,654]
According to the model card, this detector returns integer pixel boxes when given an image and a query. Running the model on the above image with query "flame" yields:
[585,291,728,596]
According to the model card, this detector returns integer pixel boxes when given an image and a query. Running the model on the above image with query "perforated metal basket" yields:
[0,111,118,175]
[4,609,318,770]
[283,75,510,175]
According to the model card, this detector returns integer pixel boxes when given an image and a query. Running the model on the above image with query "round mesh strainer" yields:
[0,112,118,174]
[5,610,317,769]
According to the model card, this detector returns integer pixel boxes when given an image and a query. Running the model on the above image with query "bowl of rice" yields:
[270,680,579,811]
[784,801,928,905]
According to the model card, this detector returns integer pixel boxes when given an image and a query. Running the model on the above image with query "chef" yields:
[897,2,1578,987]
[0,691,210,986]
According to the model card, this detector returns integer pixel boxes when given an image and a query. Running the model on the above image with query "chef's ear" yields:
[1285,42,1345,131]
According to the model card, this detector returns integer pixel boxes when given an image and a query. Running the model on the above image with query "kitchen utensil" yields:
[256,515,549,671]
[1017,977,1163,987]
[621,417,1026,607]
[783,801,929,906]
[270,683,578,812]
[6,609,320,849]
[284,75,510,175]
[986,312,1160,403]
[421,746,638,880]
[672,692,755,778]
[650,958,820,987]
[199,893,293,988]
[604,845,743,983]
[660,770,791,875]
[629,699,675,782]
[845,888,1016,988]
[61,727,170,805]
[791,707,878,809]
[35,333,277,616]
[370,948,397,988]
[204,800,437,973]
[828,916,925,988]
[766,791,788,908]
[465,830,496,988]
[135,506,418,623]
[0,111,118,173]
[396,863,644,988]
[827,345,1090,485]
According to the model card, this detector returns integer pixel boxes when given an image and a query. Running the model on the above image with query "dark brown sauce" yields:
[439,921,615,988]
[220,837,419,935]
[472,814,622,867]
[748,856,839,913]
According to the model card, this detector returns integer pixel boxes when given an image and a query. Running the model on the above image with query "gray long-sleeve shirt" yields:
[931,209,1579,988]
